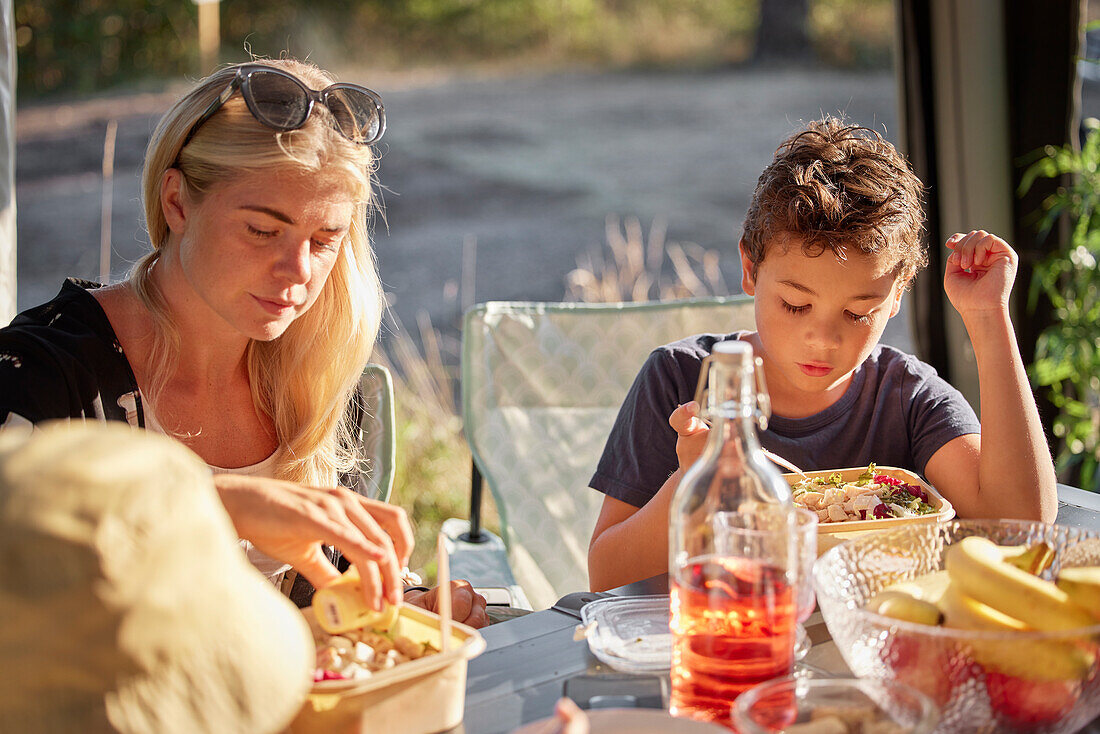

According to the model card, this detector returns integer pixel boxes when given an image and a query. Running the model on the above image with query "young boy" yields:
[587,117,1057,591]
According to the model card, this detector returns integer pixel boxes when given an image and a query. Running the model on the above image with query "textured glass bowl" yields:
[732,676,938,733]
[814,519,1100,734]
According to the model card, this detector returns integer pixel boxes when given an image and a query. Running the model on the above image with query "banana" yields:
[945,536,1095,631]
[867,569,952,612]
[893,569,952,604]
[939,582,1028,632]
[1057,566,1100,622]
[866,589,913,615]
[874,595,943,626]
[1000,542,1055,575]
[939,583,1094,681]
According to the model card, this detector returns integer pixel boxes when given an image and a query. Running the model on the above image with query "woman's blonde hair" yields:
[133,59,383,487]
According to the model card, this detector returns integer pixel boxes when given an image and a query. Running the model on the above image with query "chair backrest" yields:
[461,296,756,609]
[352,362,397,503]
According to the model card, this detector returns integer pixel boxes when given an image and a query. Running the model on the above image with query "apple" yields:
[985,672,1081,729]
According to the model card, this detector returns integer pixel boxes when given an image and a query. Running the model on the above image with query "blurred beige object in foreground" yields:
[0,422,314,733]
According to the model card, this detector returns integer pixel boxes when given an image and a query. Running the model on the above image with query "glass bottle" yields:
[668,340,798,729]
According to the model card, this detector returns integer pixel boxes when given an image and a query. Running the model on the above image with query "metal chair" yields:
[349,362,397,502]
[446,296,756,610]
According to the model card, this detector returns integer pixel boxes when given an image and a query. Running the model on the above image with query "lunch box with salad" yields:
[784,465,955,554]
[291,604,485,734]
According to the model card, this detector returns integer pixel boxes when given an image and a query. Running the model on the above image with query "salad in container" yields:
[784,464,954,554]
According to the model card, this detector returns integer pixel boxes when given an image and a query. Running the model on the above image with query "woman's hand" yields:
[669,401,709,470]
[404,580,489,629]
[944,230,1018,318]
[213,474,413,608]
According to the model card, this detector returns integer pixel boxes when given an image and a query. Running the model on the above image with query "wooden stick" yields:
[197,1,220,75]
[99,119,117,284]
[437,532,451,653]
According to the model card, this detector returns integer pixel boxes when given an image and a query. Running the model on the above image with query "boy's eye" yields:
[247,224,278,238]
[847,311,872,325]
[780,300,809,315]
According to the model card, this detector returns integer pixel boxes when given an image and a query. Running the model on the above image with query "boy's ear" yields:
[887,278,908,318]
[738,240,756,296]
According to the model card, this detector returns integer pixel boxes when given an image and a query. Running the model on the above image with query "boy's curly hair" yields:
[741,117,927,282]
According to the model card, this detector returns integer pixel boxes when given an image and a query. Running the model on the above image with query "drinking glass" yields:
[670,506,801,728]
[733,676,939,734]
[791,508,818,660]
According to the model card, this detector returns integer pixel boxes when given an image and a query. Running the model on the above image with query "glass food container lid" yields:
[579,595,671,673]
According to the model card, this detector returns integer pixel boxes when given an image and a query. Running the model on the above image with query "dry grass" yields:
[565,215,729,302]
[384,216,729,580]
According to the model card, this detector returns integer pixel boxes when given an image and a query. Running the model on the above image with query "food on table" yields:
[310,567,443,682]
[938,583,1091,680]
[880,631,957,706]
[789,464,937,523]
[312,565,401,634]
[312,623,441,682]
[867,542,1053,614]
[938,582,1029,632]
[863,539,1100,683]
[866,569,951,611]
[1000,541,1055,575]
[985,673,1082,728]
[781,707,908,734]
[1056,566,1100,621]
[872,595,943,627]
[944,537,1094,631]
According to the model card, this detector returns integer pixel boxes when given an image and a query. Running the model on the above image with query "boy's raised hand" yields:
[943,230,1018,317]
[669,401,709,470]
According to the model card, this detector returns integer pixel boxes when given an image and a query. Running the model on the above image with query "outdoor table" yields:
[454,485,1100,734]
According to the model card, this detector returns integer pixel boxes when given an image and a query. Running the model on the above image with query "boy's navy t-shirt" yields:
[589,332,982,508]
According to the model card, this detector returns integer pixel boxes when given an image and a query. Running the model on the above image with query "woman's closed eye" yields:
[311,237,342,253]
[246,224,278,239]
[846,310,872,325]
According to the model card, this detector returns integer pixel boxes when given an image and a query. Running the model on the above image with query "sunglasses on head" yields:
[180,64,386,151]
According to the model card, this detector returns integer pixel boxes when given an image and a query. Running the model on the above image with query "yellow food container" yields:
[785,466,955,556]
[311,566,401,634]
[291,604,486,734]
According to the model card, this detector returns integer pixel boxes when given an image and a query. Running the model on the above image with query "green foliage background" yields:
[15,0,895,98]
[1020,120,1100,492]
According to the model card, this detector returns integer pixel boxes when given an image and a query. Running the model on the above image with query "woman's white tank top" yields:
[140,391,291,587]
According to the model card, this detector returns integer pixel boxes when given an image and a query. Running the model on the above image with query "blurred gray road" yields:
[15,66,911,353]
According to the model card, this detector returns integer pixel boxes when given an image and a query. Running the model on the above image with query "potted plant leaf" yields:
[1019,118,1100,491]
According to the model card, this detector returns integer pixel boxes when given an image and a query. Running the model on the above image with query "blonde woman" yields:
[0,60,487,627]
